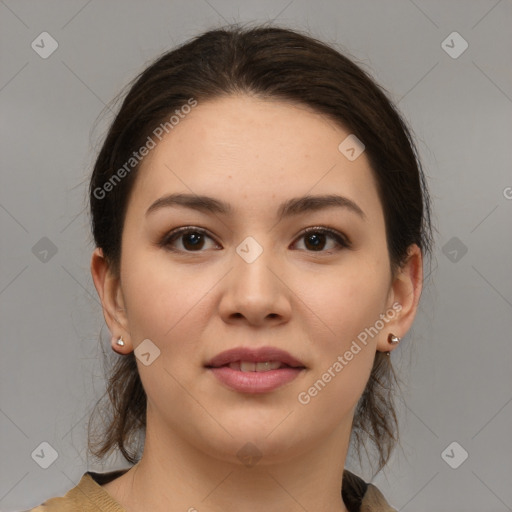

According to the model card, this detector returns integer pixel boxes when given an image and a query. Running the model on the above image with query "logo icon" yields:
[237,442,263,468]
[441,441,468,469]
[31,32,59,59]
[236,236,263,264]
[338,134,365,161]
[441,32,468,59]
[32,237,58,263]
[134,339,161,366]
[442,237,468,263]
[31,441,59,469]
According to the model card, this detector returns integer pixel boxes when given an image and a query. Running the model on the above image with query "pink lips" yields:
[205,346,306,369]
[204,346,306,394]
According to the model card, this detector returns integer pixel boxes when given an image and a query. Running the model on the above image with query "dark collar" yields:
[342,469,368,512]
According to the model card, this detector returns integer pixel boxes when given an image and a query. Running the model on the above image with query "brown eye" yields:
[161,227,219,252]
[293,227,350,253]
[180,232,206,251]
[160,226,350,254]
[304,232,328,251]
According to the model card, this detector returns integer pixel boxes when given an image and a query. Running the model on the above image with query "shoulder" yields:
[342,469,397,512]
[27,468,395,512]
[26,470,128,511]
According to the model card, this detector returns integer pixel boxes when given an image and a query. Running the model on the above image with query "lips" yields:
[204,346,306,370]
[205,346,306,394]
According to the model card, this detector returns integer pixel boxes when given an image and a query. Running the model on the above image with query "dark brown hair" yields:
[88,22,433,474]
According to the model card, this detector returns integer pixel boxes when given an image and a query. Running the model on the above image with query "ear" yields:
[90,247,132,353]
[377,244,424,354]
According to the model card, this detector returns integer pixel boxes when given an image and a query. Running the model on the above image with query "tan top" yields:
[28,468,397,512]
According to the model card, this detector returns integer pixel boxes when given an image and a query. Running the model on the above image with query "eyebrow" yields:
[145,193,366,221]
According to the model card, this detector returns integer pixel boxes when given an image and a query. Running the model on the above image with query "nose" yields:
[218,241,292,327]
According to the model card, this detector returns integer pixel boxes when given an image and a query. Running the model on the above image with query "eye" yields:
[160,227,220,252]
[292,227,351,253]
[160,226,350,254]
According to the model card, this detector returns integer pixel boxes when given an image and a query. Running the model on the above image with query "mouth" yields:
[212,361,304,372]
[204,346,307,370]
[204,346,307,394]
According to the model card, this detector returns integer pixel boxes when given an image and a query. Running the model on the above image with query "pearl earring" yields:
[116,337,125,347]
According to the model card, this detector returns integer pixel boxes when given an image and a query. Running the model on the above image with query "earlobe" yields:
[377,244,423,354]
[91,248,132,353]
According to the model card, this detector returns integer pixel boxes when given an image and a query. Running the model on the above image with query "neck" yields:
[107,411,353,512]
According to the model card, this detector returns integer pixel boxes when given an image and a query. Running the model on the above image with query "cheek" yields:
[120,249,217,356]
[119,252,212,405]
[295,282,383,424]
[300,256,390,343]
[295,257,388,397]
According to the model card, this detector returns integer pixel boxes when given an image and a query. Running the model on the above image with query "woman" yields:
[30,23,432,512]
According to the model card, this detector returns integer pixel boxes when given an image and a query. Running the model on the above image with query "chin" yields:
[213,422,312,463]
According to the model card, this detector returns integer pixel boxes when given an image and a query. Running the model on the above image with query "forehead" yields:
[130,95,382,221]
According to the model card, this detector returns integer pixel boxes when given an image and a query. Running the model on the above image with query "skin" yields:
[91,94,423,512]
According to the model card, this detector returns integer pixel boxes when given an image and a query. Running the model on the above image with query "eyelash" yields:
[159,226,351,254]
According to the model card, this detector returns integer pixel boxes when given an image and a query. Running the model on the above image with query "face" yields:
[96,94,418,466]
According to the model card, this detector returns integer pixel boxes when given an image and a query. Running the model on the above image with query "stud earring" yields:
[388,333,401,345]
[386,333,401,356]
[116,337,125,347]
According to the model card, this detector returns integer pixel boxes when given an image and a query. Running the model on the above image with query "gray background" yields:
[1,1,511,511]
